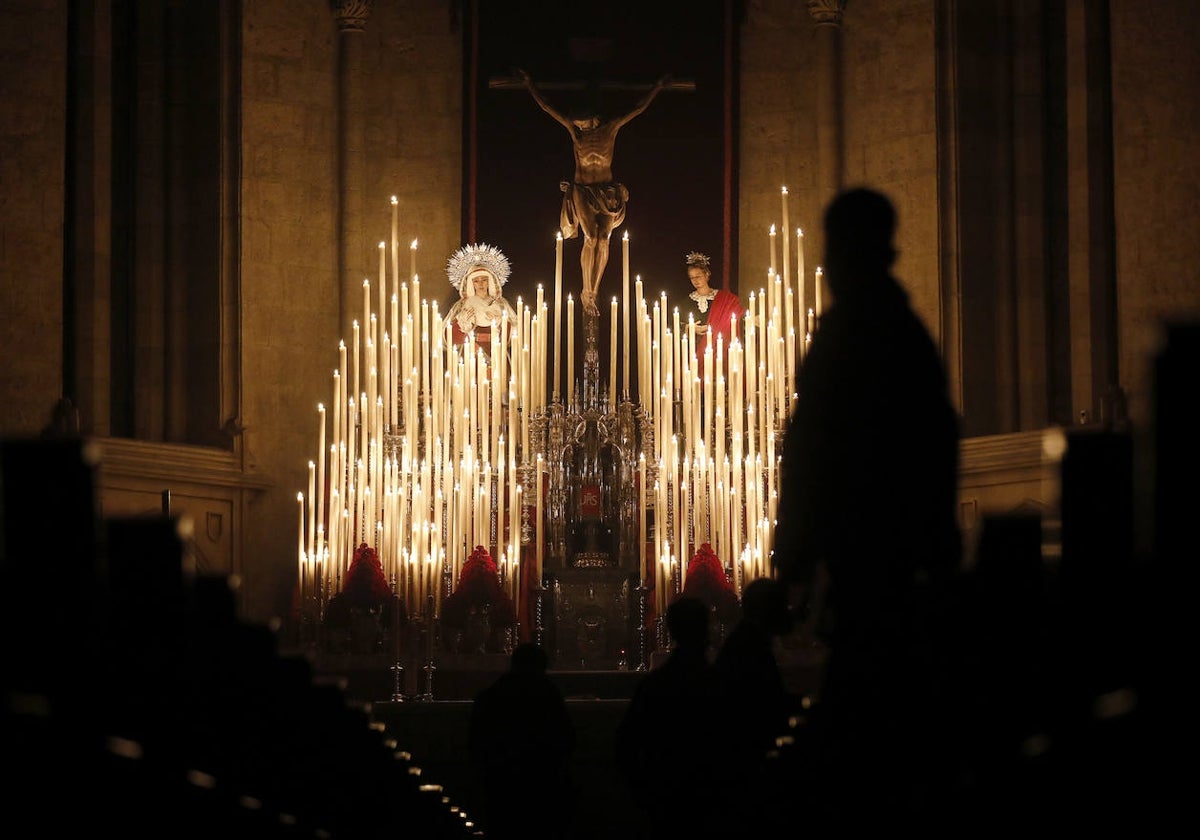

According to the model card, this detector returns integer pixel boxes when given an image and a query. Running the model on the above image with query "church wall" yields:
[1110,0,1200,428]
[838,0,942,345]
[737,1,821,294]
[238,0,342,622]
[369,0,464,274]
[237,1,463,625]
[0,1,68,437]
[738,1,942,344]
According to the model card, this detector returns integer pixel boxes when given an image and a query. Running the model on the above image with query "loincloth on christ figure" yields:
[559,181,630,239]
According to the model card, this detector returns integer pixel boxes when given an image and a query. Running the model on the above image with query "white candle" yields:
[345,401,355,540]
[652,306,661,443]
[682,336,693,448]
[609,296,618,409]
[352,322,360,408]
[638,454,646,583]
[797,228,805,362]
[412,273,421,340]
[317,404,326,542]
[622,230,630,397]
[363,278,372,348]
[399,283,409,368]
[328,470,339,579]
[381,333,392,429]
[554,233,563,401]
[297,492,306,593]
[522,317,531,425]
[786,311,796,409]
[368,345,377,439]
[703,342,714,445]
[507,329,518,472]
[521,342,531,459]
[535,454,544,586]
[567,294,575,407]
[815,267,823,319]
[781,186,791,288]
[769,224,777,276]
[634,276,644,404]
[337,340,346,433]
[495,438,505,549]
[671,301,680,401]
[358,401,368,538]
[511,482,520,586]
[774,271,783,353]
[390,296,400,423]
[378,242,387,335]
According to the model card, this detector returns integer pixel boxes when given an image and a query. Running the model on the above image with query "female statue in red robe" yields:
[685,251,744,363]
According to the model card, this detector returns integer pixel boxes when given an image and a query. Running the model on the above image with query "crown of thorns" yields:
[446,243,512,293]
[685,251,712,269]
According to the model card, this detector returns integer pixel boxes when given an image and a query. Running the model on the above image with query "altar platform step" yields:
[299,651,649,703]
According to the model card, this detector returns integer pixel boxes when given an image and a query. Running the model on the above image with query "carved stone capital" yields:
[806,0,846,27]
[332,0,371,33]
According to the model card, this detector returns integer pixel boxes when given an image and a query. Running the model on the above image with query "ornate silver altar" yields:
[526,309,657,669]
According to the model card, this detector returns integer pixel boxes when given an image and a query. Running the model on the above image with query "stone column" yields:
[806,0,846,206]
[334,0,372,340]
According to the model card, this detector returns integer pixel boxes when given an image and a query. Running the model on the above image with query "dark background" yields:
[462,0,738,394]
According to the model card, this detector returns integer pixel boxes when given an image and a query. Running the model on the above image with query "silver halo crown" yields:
[685,251,712,270]
[446,243,512,294]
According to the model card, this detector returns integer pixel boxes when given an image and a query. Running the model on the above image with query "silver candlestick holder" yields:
[390,660,407,703]
[635,583,649,671]
[416,660,436,702]
[533,586,546,649]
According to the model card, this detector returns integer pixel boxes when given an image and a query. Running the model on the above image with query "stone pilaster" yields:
[334,0,372,338]
[807,0,845,202]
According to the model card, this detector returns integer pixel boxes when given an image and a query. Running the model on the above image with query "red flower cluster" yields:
[342,543,392,608]
[680,542,739,620]
[441,545,517,628]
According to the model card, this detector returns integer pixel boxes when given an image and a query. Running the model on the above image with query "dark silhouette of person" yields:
[467,643,576,840]
[712,576,800,835]
[950,513,1059,821]
[714,577,798,758]
[771,187,965,829]
[614,596,732,839]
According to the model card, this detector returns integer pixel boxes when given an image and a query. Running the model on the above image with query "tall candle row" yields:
[300,191,815,636]
[771,186,831,406]
[298,201,559,618]
[644,186,827,608]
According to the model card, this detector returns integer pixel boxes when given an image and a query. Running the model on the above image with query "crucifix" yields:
[491,68,695,317]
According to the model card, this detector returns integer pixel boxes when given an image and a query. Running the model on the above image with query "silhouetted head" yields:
[822,187,898,302]
[739,577,794,636]
[666,596,711,651]
[511,642,549,675]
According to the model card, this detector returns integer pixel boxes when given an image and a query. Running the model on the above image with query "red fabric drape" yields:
[695,288,745,362]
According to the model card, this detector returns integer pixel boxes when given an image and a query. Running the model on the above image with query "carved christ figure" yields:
[517,68,671,316]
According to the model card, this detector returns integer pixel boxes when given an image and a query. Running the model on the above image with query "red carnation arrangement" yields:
[323,543,404,637]
[342,543,393,607]
[441,545,517,629]
[680,542,739,621]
